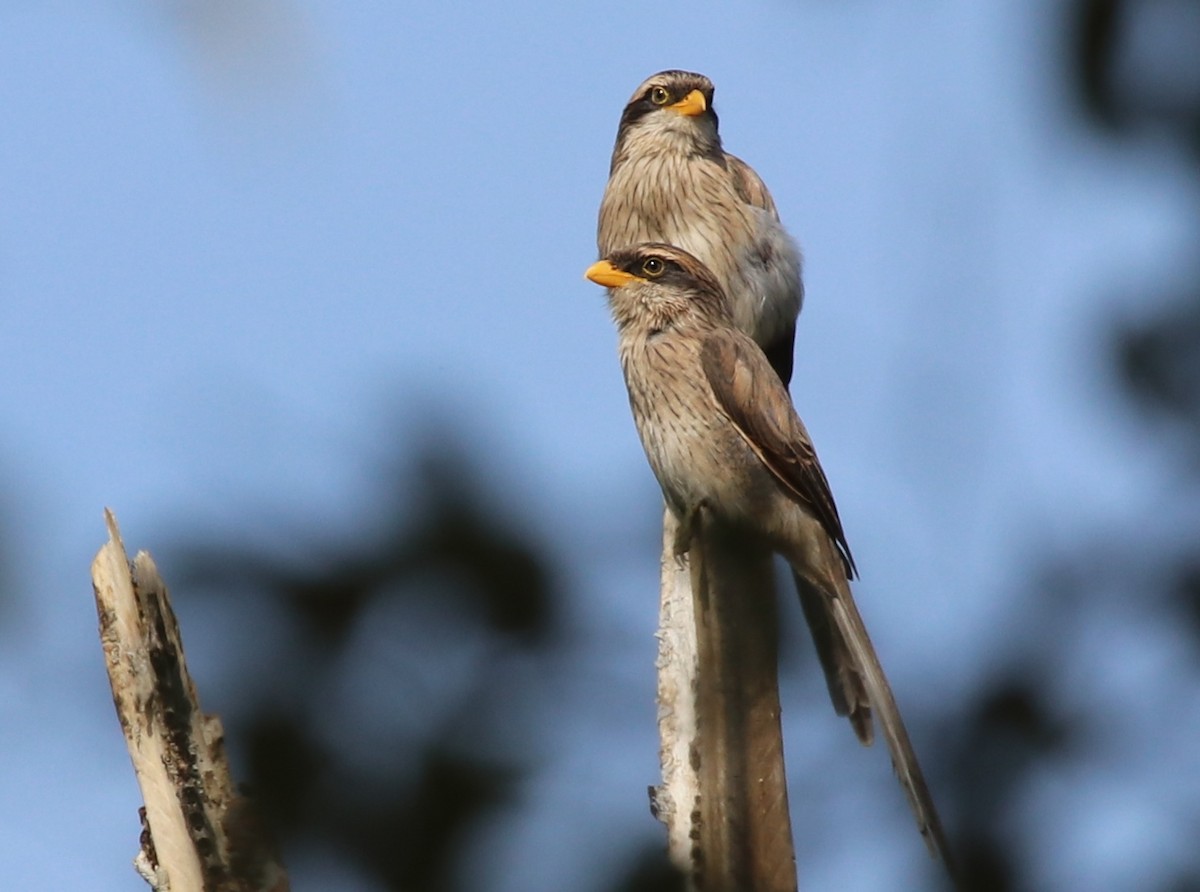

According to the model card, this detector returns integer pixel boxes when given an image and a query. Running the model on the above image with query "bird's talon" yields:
[674,503,704,560]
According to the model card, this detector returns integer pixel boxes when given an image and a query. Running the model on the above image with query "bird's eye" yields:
[641,257,665,277]
[649,86,670,106]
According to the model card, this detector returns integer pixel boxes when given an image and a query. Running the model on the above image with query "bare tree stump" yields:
[653,509,797,892]
[92,509,288,892]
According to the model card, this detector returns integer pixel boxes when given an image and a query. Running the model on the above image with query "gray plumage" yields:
[597,70,803,384]
[586,244,954,868]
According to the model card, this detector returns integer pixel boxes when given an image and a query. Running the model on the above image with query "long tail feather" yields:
[791,569,872,744]
[792,541,956,874]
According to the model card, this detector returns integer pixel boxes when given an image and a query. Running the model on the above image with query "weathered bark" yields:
[653,509,797,892]
[92,509,288,892]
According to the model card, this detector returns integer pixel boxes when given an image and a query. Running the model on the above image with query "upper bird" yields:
[585,243,953,868]
[597,70,803,385]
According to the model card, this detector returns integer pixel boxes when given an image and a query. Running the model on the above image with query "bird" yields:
[597,70,803,385]
[584,242,952,866]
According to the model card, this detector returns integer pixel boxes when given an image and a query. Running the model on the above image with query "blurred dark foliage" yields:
[172,439,559,891]
[160,3,1200,890]
[172,434,683,891]
[934,570,1086,892]
[931,2,1200,890]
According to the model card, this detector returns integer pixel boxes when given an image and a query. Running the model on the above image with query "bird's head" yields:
[585,243,732,335]
[610,70,721,170]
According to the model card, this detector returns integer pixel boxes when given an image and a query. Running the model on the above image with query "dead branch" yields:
[653,509,797,892]
[92,509,288,892]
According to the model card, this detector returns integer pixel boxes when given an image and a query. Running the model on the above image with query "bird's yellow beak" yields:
[585,260,637,288]
[669,89,707,117]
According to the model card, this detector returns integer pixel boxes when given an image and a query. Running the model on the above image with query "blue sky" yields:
[1,2,1196,890]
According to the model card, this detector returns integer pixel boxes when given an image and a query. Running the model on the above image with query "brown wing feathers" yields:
[699,331,857,579]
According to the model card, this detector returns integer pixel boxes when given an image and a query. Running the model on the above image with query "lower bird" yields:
[584,242,952,866]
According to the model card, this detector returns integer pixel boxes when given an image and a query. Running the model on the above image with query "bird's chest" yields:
[600,158,797,344]
[619,336,756,511]
[601,157,744,256]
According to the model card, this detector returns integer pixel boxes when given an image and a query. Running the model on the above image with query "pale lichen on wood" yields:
[653,511,703,880]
